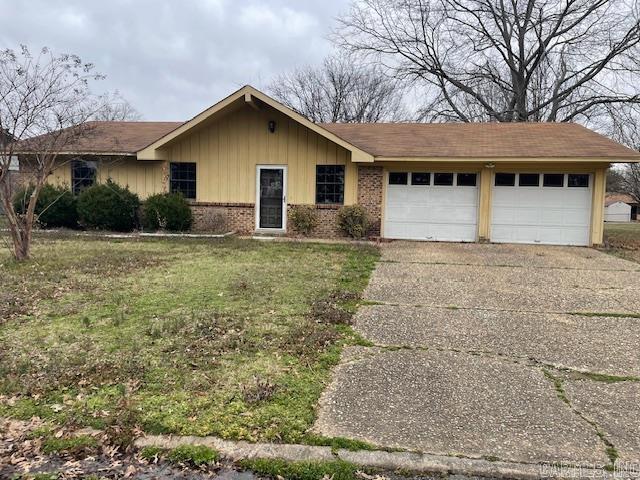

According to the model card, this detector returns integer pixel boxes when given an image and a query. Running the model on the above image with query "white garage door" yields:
[491,172,592,246]
[384,172,478,242]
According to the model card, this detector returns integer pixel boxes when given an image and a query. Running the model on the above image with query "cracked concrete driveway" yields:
[315,242,640,467]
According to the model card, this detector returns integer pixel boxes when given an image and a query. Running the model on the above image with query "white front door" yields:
[491,172,592,246]
[256,166,287,231]
[384,172,479,242]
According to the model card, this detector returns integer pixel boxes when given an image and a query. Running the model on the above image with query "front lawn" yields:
[0,236,378,445]
[603,222,640,262]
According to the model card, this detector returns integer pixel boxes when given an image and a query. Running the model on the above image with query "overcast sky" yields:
[0,0,351,121]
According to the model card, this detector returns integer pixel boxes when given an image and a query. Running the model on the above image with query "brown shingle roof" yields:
[19,121,183,154]
[320,122,640,159]
[605,193,638,206]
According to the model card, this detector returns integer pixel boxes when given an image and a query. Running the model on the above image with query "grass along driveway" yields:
[0,236,378,447]
[603,222,640,262]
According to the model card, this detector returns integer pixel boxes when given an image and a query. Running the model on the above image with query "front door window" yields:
[259,168,284,229]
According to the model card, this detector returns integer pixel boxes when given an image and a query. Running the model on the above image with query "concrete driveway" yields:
[315,242,640,468]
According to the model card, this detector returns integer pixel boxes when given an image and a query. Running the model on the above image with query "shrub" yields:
[13,184,78,229]
[167,445,219,467]
[142,192,193,232]
[289,205,318,235]
[337,205,370,239]
[77,179,140,231]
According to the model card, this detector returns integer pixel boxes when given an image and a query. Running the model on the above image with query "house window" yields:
[457,173,477,187]
[389,172,408,185]
[433,173,454,186]
[495,173,515,186]
[170,162,197,199]
[519,173,540,187]
[568,174,589,188]
[316,165,344,204]
[411,172,430,185]
[543,173,564,187]
[71,159,97,195]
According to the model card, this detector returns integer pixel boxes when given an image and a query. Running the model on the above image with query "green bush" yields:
[289,205,318,235]
[143,192,193,232]
[13,184,78,229]
[239,458,360,480]
[337,205,370,239]
[167,444,219,466]
[77,179,140,231]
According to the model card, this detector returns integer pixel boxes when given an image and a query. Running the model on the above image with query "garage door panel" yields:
[384,180,478,242]
[491,174,592,246]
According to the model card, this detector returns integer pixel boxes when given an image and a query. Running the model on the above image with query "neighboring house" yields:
[29,85,640,246]
[604,193,638,222]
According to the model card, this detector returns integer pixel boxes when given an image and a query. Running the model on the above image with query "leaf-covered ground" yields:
[603,222,640,263]
[0,235,379,458]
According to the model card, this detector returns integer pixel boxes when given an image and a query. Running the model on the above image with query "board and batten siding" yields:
[50,156,164,200]
[166,104,358,205]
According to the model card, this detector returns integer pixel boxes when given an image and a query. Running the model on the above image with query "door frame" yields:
[255,165,287,232]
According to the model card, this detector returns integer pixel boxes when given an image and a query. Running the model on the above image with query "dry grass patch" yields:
[0,235,379,445]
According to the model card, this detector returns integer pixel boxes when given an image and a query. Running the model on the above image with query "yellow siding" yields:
[50,156,164,199]
[166,104,356,205]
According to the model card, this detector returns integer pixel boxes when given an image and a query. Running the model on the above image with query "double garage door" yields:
[384,171,592,246]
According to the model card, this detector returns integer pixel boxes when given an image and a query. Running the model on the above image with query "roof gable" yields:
[137,86,374,162]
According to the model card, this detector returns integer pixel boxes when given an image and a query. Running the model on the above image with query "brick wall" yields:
[288,204,346,239]
[357,165,384,237]
[190,202,255,234]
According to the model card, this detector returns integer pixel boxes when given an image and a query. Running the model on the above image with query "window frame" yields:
[568,174,590,188]
[170,162,197,200]
[71,159,97,195]
[495,172,516,187]
[315,164,345,205]
[543,173,565,188]
[389,172,408,185]
[433,172,454,186]
[457,173,477,187]
[410,172,430,186]
[518,173,540,187]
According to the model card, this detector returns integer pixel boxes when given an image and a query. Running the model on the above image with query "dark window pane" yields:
[389,172,408,185]
[316,165,345,204]
[543,173,564,187]
[433,173,454,186]
[519,173,540,187]
[170,162,197,199]
[495,173,515,186]
[568,174,589,188]
[457,173,477,186]
[71,159,97,195]
[411,172,430,185]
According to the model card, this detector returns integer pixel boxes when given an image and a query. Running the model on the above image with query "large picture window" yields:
[71,159,97,195]
[170,162,197,199]
[316,165,344,204]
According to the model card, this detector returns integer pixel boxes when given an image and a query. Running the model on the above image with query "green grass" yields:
[41,435,99,454]
[167,444,219,466]
[239,458,363,480]
[0,236,379,445]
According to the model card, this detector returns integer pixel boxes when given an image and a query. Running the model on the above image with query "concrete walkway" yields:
[315,242,640,468]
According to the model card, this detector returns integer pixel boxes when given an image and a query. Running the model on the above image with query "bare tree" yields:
[335,0,640,123]
[607,167,626,193]
[269,54,407,123]
[0,46,106,261]
[93,91,142,121]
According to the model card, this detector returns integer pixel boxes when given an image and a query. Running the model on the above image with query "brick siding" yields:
[190,202,255,234]
[357,165,384,237]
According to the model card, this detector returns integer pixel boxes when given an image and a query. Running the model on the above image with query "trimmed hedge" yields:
[337,205,370,239]
[289,205,318,235]
[77,179,140,231]
[13,184,78,229]
[142,192,193,231]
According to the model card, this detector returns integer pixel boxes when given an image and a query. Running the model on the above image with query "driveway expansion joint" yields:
[379,259,640,273]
